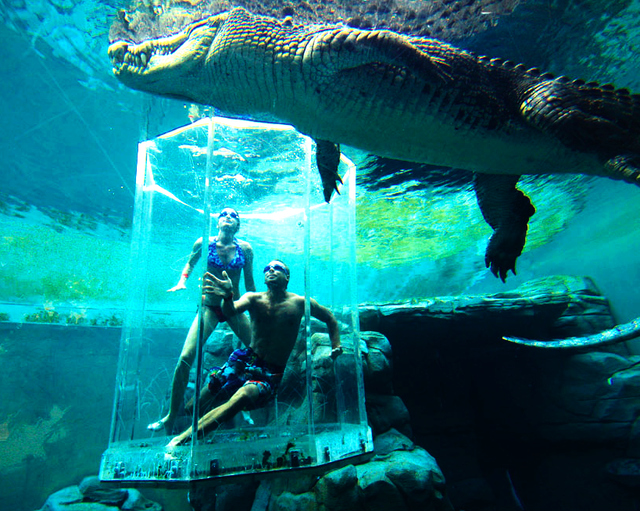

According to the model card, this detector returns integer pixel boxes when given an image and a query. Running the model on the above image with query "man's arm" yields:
[310,298,342,358]
[203,271,253,317]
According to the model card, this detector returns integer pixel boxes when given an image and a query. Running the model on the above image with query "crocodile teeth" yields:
[140,52,148,67]
[112,48,124,66]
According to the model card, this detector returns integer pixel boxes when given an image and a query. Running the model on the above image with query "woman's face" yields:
[218,208,240,233]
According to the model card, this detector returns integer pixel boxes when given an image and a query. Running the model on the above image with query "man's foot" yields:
[165,432,190,459]
[147,415,174,434]
[166,435,185,448]
[164,439,181,460]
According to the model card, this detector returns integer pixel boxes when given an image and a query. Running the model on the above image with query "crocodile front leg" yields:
[473,173,536,281]
[315,139,343,202]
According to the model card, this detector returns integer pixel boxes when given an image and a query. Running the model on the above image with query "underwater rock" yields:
[530,351,640,444]
[385,449,449,507]
[366,394,413,439]
[39,476,161,511]
[268,490,317,511]
[605,458,640,489]
[247,333,452,511]
[360,331,394,395]
[77,476,128,506]
[359,275,617,345]
[373,427,415,457]
[189,481,258,511]
[274,330,410,434]
[213,482,259,511]
[40,486,84,511]
[40,476,162,511]
[120,489,161,511]
[373,307,640,510]
[203,330,236,359]
[314,464,360,511]
[356,462,405,511]
[355,441,453,511]
[307,331,411,438]
[262,432,452,511]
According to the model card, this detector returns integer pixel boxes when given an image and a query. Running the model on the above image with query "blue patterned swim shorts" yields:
[207,347,284,409]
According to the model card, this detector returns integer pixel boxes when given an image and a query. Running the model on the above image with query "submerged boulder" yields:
[359,275,616,343]
[39,476,161,511]
[261,429,453,511]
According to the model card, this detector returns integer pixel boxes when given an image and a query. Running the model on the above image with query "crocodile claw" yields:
[484,221,528,282]
[485,241,517,282]
[322,173,343,203]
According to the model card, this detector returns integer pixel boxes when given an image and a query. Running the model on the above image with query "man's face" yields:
[263,261,289,286]
[218,208,239,233]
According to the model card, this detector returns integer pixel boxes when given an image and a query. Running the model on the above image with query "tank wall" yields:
[0,323,121,510]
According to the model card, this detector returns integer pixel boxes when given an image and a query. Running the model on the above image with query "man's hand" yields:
[202,271,233,298]
[330,346,343,360]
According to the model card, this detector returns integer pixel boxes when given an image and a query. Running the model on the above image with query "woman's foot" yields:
[147,415,174,434]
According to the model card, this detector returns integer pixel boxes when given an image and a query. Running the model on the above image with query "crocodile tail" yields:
[503,317,640,349]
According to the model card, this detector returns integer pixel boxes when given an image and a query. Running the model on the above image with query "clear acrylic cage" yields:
[99,116,372,486]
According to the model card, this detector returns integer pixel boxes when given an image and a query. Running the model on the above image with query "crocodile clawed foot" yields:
[485,250,517,283]
[484,223,528,282]
[315,139,343,203]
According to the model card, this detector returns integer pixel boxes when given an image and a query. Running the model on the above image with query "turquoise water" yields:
[2,1,640,510]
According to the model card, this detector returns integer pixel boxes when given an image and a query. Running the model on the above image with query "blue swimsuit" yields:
[208,237,246,270]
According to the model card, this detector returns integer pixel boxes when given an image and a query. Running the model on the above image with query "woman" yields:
[148,207,256,433]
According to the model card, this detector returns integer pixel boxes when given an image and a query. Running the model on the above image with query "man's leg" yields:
[149,309,218,433]
[183,379,227,417]
[168,384,260,447]
[224,313,253,424]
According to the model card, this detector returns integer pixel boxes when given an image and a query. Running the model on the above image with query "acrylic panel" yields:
[99,116,372,486]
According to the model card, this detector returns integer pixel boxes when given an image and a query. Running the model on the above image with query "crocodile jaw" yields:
[108,16,224,101]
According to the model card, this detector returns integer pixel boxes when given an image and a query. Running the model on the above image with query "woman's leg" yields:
[183,379,227,416]
[149,309,218,433]
[226,312,252,347]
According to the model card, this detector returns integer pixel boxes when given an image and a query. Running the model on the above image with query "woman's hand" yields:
[167,281,187,293]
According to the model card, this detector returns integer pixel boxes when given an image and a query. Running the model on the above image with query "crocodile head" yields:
[108,12,229,102]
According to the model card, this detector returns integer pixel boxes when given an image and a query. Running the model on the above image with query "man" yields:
[167,260,342,447]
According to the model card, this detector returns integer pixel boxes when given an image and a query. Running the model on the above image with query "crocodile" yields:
[108,7,640,348]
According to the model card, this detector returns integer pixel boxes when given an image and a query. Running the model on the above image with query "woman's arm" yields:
[168,238,203,292]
